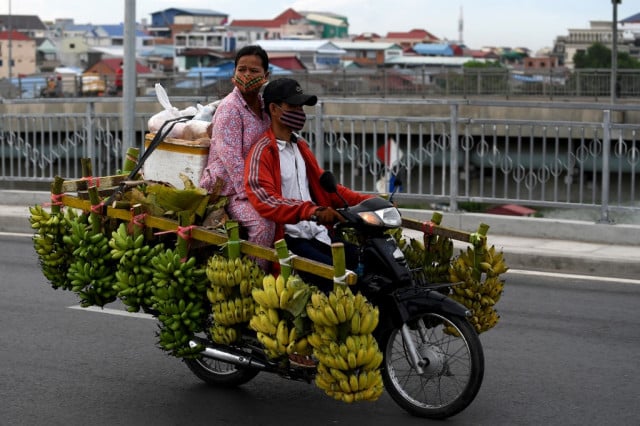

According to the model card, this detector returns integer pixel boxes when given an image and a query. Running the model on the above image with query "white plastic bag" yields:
[193,99,222,122]
[147,83,198,138]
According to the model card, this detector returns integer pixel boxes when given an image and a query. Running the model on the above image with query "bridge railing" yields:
[1,97,639,223]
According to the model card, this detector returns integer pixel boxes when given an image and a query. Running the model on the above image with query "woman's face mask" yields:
[276,105,307,131]
[232,74,266,93]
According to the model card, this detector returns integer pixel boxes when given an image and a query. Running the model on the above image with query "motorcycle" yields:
[184,172,484,419]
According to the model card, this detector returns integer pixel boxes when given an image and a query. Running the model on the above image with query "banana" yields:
[323,305,339,326]
[279,286,292,309]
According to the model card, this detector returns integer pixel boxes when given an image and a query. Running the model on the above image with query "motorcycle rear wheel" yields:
[380,312,484,419]
[184,356,260,388]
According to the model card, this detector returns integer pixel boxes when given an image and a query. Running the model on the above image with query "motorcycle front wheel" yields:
[380,312,484,419]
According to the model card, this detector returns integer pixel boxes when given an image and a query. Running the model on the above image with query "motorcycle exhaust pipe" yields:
[188,338,269,370]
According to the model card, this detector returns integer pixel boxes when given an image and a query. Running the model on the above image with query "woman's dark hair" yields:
[234,45,269,71]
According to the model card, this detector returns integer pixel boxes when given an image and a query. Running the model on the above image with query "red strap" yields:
[422,220,435,236]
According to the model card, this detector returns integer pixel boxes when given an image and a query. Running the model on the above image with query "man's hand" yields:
[311,207,344,226]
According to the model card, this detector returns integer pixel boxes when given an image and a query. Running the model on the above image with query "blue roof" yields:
[186,63,292,79]
[152,8,226,17]
[99,24,147,38]
[621,12,640,23]
[64,24,94,32]
[413,43,454,56]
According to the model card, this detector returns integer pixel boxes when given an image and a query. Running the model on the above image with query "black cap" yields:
[263,78,317,107]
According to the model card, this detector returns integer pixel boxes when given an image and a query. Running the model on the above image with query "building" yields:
[380,29,440,50]
[0,14,48,39]
[173,29,236,70]
[0,30,37,78]
[620,12,640,58]
[255,39,346,70]
[553,20,631,68]
[230,8,348,41]
[147,8,229,38]
[333,41,403,67]
[0,14,54,74]
[523,56,559,71]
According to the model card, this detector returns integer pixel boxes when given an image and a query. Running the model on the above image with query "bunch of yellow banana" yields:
[315,363,384,403]
[209,324,239,346]
[306,286,378,334]
[63,214,118,308]
[110,222,166,313]
[29,204,79,290]
[150,249,208,358]
[206,254,263,294]
[205,254,264,345]
[398,234,454,284]
[448,244,508,334]
[305,285,384,402]
[212,296,255,326]
[250,274,314,360]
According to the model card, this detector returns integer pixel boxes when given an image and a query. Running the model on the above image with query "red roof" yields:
[231,7,304,29]
[386,29,439,41]
[97,58,152,74]
[269,56,306,70]
[0,30,32,41]
[230,18,278,28]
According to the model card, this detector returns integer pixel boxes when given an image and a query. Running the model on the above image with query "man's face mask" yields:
[276,105,307,131]
[232,74,266,93]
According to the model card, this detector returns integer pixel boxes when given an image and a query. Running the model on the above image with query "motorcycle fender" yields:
[385,286,471,327]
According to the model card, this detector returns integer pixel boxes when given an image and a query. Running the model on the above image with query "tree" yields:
[573,42,640,69]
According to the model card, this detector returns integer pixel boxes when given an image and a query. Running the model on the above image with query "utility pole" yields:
[611,0,621,104]
[122,0,136,151]
[8,0,12,81]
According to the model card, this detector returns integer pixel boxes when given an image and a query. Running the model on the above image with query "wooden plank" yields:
[61,174,129,192]
[402,217,476,243]
[58,193,337,281]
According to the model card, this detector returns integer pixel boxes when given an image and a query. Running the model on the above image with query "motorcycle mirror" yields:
[319,171,349,208]
[319,171,338,193]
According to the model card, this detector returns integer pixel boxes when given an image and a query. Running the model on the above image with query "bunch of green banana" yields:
[63,214,118,308]
[205,254,264,345]
[448,244,507,334]
[250,274,313,360]
[29,204,79,290]
[150,249,208,357]
[306,285,384,403]
[109,222,165,313]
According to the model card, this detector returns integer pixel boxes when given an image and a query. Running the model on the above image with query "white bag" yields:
[147,83,198,138]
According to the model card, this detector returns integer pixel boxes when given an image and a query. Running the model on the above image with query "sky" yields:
[4,0,639,53]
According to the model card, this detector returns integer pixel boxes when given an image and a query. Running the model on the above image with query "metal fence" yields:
[8,68,640,100]
[1,97,639,223]
[150,68,640,100]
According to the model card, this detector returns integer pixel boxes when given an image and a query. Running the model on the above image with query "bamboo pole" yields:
[87,186,102,234]
[50,176,65,215]
[331,243,346,290]
[122,147,139,174]
[274,239,291,281]
[226,220,241,260]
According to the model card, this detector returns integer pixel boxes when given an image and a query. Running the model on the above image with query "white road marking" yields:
[68,305,156,319]
[507,269,640,285]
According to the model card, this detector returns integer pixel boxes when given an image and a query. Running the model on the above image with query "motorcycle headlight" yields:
[358,207,402,227]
